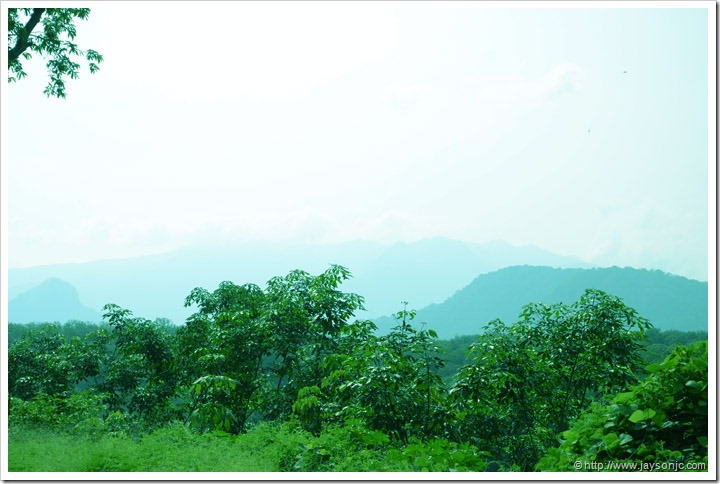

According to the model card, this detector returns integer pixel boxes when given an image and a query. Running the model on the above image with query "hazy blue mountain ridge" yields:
[8,238,593,324]
[8,278,102,324]
[375,265,708,339]
[344,237,595,319]
[8,256,707,339]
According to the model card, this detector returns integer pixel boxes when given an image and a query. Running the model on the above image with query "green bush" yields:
[384,438,490,472]
[537,341,708,472]
[9,391,108,432]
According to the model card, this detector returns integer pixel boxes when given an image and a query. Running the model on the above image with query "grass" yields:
[8,421,308,472]
[8,421,419,473]
[8,420,482,472]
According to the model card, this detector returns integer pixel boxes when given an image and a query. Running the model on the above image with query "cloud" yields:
[534,63,584,98]
[575,200,708,281]
[471,63,584,111]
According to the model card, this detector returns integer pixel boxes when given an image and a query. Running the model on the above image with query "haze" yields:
[4,1,713,281]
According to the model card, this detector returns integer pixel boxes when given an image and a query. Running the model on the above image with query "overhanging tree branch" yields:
[8,8,45,62]
[8,8,101,98]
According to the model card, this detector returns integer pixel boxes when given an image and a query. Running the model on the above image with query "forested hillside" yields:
[378,265,708,338]
[7,266,708,473]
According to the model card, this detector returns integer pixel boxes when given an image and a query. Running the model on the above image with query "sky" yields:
[2,1,714,281]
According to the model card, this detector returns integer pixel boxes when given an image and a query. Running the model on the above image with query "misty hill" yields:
[344,238,595,320]
[8,238,593,324]
[8,278,102,324]
[375,266,708,339]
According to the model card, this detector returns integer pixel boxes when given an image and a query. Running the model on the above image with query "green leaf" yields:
[614,392,634,404]
[628,410,645,423]
[618,433,633,445]
[603,432,619,446]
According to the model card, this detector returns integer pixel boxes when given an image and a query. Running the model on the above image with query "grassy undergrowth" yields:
[8,420,483,472]
[9,422,284,472]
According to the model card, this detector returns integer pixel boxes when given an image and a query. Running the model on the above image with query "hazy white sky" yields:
[3,1,714,280]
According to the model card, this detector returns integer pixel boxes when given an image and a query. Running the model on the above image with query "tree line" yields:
[8,265,709,471]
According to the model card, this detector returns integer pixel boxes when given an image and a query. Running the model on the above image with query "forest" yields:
[7,265,709,473]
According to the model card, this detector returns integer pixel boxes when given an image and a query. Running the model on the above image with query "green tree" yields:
[179,281,269,433]
[178,265,365,434]
[97,304,178,428]
[262,265,364,422]
[8,8,103,98]
[450,289,651,470]
[313,305,449,443]
[8,324,102,400]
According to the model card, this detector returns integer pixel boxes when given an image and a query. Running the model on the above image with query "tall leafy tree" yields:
[98,304,178,425]
[180,281,269,433]
[312,306,448,443]
[450,289,652,470]
[262,265,365,421]
[8,8,103,98]
[179,265,365,433]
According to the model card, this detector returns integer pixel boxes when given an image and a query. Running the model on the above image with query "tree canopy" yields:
[8,8,103,98]
[6,266,709,473]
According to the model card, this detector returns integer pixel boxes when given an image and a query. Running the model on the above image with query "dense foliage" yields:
[7,266,709,473]
[537,341,708,471]
[449,291,654,470]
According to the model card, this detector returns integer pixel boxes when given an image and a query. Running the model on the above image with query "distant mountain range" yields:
[7,239,708,338]
[8,237,594,324]
[8,277,101,324]
[374,265,708,339]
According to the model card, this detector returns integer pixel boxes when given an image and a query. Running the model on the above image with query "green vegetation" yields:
[537,341,708,471]
[449,290,652,471]
[7,266,709,473]
[436,327,708,381]
[8,8,103,98]
[8,420,489,472]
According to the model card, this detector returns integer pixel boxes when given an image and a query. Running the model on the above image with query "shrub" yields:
[537,341,708,472]
[9,391,108,432]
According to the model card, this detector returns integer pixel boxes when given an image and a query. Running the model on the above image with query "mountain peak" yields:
[9,278,101,324]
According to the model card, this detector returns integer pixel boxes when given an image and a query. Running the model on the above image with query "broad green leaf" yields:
[618,433,633,445]
[614,392,634,404]
[603,432,619,446]
[628,410,646,423]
